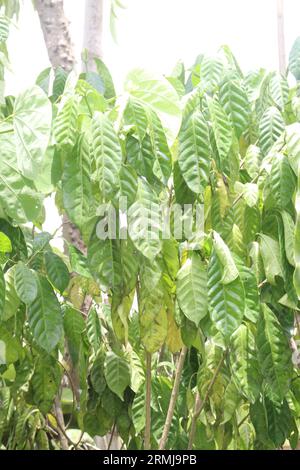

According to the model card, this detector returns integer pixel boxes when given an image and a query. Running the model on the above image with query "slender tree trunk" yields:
[35,0,76,71]
[144,352,152,450]
[159,346,187,450]
[277,0,286,74]
[83,0,104,71]
[54,393,68,450]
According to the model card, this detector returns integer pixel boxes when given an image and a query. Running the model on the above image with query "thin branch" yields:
[107,421,116,450]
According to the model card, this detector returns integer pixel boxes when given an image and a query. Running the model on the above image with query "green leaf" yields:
[269,74,289,110]
[244,145,261,179]
[176,253,207,326]
[0,15,9,42]
[0,266,4,319]
[88,219,123,289]
[123,97,148,141]
[91,112,122,201]
[2,266,20,321]
[44,252,69,294]
[62,134,94,230]
[13,85,52,179]
[219,75,250,137]
[86,308,102,352]
[104,351,131,401]
[63,306,86,366]
[14,261,38,305]
[94,57,116,100]
[212,231,239,284]
[54,95,79,149]
[0,324,23,364]
[30,355,61,414]
[234,182,258,208]
[266,153,295,210]
[208,97,233,169]
[125,68,181,142]
[208,250,245,340]
[0,231,12,252]
[285,123,300,174]
[221,380,241,424]
[230,324,260,403]
[259,107,284,155]
[0,133,43,223]
[140,307,168,353]
[281,211,295,267]
[289,37,300,80]
[178,110,210,194]
[257,304,292,403]
[294,164,300,297]
[118,163,138,207]
[127,178,161,260]
[27,274,63,353]
[259,234,283,285]
[146,109,172,184]
[265,398,294,447]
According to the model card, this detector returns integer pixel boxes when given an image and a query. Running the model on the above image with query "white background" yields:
[6,0,300,95]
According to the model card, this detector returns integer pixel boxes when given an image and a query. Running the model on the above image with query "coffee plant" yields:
[1,16,300,449]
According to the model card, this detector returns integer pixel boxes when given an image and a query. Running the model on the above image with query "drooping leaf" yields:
[208,250,245,340]
[230,324,260,403]
[44,251,69,294]
[208,96,233,170]
[257,304,292,403]
[219,75,250,137]
[27,274,63,353]
[63,306,86,366]
[91,112,122,201]
[178,110,210,193]
[14,261,38,305]
[259,107,284,155]
[176,253,207,326]
[104,351,131,401]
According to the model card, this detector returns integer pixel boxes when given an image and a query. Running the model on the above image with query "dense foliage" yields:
[1,13,300,448]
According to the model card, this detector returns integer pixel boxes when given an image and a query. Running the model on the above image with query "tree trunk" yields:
[35,0,76,71]
[82,0,104,71]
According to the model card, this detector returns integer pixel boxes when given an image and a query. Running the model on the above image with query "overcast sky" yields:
[5,0,300,95]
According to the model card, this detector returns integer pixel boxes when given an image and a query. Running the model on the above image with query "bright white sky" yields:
[5,0,300,242]
[5,0,300,95]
